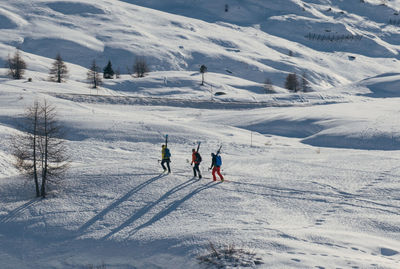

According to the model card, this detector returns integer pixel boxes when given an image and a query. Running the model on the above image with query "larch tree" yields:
[6,49,27,80]
[133,56,149,78]
[301,72,311,92]
[263,78,275,94]
[11,100,69,198]
[87,59,102,89]
[12,101,41,196]
[49,53,69,83]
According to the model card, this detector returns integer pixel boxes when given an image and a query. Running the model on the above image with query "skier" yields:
[191,148,202,179]
[209,152,224,181]
[161,144,171,173]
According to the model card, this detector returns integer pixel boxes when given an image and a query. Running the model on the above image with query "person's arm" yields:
[209,156,215,169]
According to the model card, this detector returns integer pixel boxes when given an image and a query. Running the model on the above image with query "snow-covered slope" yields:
[0,0,400,268]
[2,0,400,90]
[1,79,400,268]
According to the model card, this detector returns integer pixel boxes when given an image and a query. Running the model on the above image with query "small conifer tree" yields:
[103,60,114,79]
[285,73,300,92]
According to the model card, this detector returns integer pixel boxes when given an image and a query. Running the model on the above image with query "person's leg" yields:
[197,164,202,178]
[166,160,171,173]
[216,167,224,180]
[212,167,217,181]
[193,165,197,177]
[161,160,167,171]
[195,163,201,178]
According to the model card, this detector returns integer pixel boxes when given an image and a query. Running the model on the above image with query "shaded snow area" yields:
[1,79,399,269]
[0,0,400,268]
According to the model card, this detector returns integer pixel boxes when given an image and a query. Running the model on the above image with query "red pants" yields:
[212,166,224,181]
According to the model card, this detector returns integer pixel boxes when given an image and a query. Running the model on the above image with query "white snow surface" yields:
[0,0,400,268]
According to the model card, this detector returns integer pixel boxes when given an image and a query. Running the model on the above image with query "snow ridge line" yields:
[50,93,347,109]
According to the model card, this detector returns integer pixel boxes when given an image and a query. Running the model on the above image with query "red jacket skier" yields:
[191,149,202,179]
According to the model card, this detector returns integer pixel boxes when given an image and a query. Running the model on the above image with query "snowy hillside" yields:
[0,0,400,268]
[2,0,400,89]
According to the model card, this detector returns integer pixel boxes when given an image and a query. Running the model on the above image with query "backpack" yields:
[164,148,171,158]
[215,155,222,166]
[195,152,202,163]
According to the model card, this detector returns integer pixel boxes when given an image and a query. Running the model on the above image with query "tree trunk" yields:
[57,68,61,83]
[33,104,40,197]
[41,105,49,198]
[41,138,48,198]
[94,72,97,89]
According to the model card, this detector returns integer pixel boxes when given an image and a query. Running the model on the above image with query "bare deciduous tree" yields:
[11,100,69,198]
[301,72,311,92]
[115,67,121,79]
[133,56,149,78]
[49,53,69,83]
[6,49,27,80]
[12,101,41,196]
[87,59,102,89]
[263,78,275,94]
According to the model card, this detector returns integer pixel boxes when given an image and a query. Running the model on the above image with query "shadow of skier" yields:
[0,199,39,224]
[123,181,219,239]
[102,177,204,240]
[77,173,166,235]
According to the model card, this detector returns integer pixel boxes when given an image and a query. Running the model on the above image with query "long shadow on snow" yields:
[77,173,166,235]
[127,181,219,238]
[0,199,40,224]
[103,180,218,240]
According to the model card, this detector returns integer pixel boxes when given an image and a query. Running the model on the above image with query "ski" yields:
[216,144,222,155]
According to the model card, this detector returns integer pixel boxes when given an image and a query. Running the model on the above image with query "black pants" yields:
[161,159,171,172]
[193,163,201,178]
